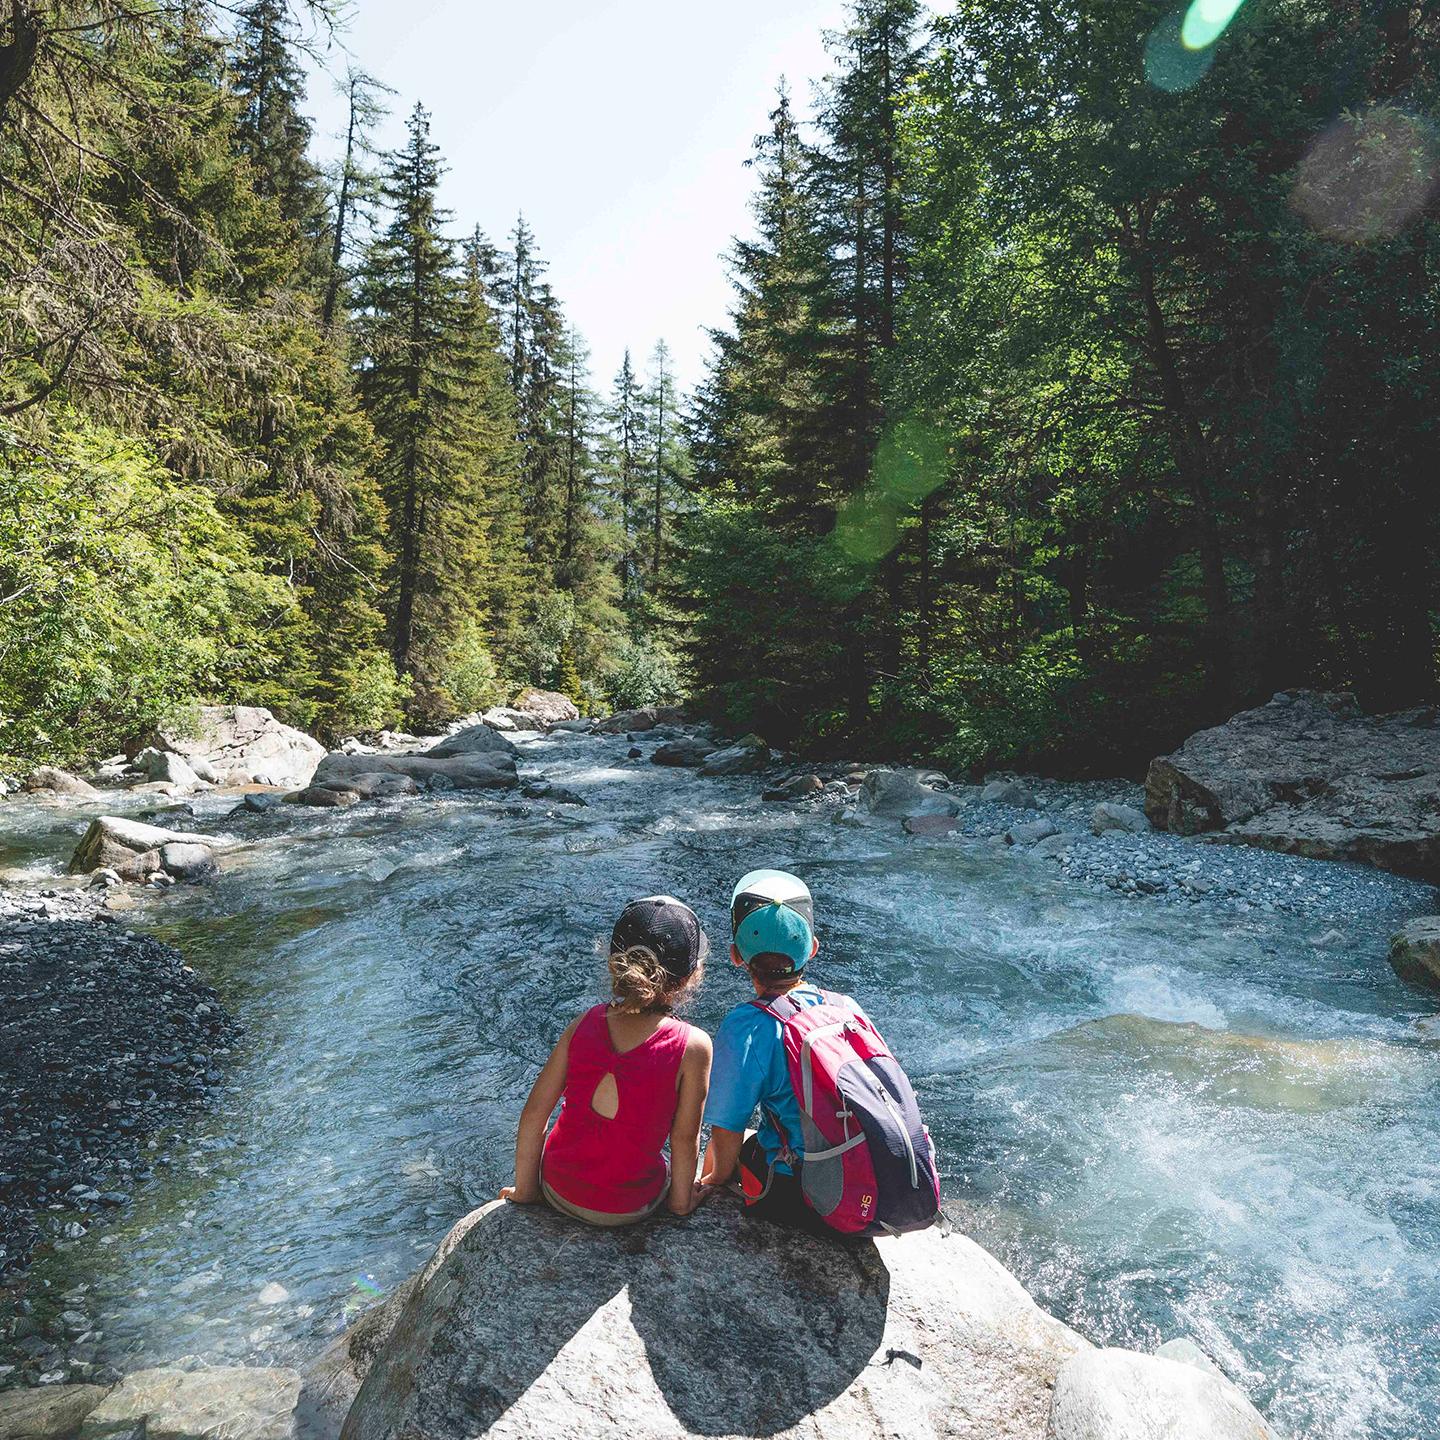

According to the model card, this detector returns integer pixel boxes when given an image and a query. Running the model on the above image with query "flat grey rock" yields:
[81,1366,301,1440]
[1146,690,1440,878]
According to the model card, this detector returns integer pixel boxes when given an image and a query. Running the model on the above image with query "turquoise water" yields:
[4,731,1438,1438]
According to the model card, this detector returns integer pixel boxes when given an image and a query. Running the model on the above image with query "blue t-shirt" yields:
[704,984,849,1175]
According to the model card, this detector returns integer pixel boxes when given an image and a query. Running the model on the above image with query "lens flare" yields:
[1181,0,1247,51]
[1145,11,1216,93]
[1292,107,1440,243]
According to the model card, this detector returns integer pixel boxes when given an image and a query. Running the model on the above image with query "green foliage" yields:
[606,634,686,710]
[0,420,302,763]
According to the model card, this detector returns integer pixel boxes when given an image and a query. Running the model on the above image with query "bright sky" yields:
[303,0,924,394]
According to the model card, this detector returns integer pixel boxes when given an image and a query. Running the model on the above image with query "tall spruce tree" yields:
[358,103,497,719]
[605,349,646,604]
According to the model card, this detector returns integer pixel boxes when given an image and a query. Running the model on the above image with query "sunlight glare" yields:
[1181,0,1248,51]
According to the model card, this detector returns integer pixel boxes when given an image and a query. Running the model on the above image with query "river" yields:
[4,728,1438,1439]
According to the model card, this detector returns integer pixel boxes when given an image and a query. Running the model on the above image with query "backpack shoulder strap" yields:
[750,992,804,1023]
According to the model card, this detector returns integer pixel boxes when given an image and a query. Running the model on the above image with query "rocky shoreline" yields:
[2,688,1438,1432]
[0,912,239,1385]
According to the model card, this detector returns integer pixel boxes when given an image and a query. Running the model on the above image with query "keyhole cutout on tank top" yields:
[591,1071,620,1120]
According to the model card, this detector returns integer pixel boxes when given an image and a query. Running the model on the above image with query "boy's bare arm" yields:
[501,1018,579,1204]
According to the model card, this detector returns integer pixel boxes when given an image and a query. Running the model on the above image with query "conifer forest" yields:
[2,0,1437,775]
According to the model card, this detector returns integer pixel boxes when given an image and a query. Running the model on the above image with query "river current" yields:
[5,730,1439,1439]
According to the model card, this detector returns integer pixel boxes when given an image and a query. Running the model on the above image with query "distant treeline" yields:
[4,1,1438,776]
[685,0,1440,774]
[0,0,686,764]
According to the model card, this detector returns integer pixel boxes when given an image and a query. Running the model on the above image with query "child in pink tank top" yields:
[500,897,713,1225]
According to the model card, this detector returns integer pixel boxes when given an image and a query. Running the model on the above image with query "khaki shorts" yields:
[541,1161,670,1228]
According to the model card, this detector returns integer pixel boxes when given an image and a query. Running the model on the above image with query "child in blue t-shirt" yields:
[699,869,850,1228]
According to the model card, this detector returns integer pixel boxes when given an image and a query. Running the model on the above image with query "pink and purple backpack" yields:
[751,990,941,1236]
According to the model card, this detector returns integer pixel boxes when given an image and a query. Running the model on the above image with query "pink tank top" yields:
[542,1004,692,1215]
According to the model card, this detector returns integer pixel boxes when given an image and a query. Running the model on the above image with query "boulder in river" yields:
[336,1200,1087,1440]
[130,704,325,790]
[652,736,718,768]
[134,745,203,789]
[1145,689,1440,879]
[699,733,770,777]
[425,724,520,761]
[1047,1346,1275,1440]
[22,766,100,799]
[861,770,960,820]
[312,751,517,792]
[595,706,660,734]
[158,841,219,882]
[81,1365,302,1440]
[1390,917,1440,990]
[511,688,580,726]
[70,815,228,876]
[764,773,824,801]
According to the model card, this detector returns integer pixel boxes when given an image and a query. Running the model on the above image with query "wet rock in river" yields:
[1390,917,1440,990]
[860,770,959,820]
[425,724,519,761]
[70,817,228,878]
[157,843,219,882]
[1008,818,1060,846]
[133,747,201,789]
[698,734,770,777]
[0,1381,112,1438]
[81,1366,301,1440]
[21,768,100,800]
[595,706,660,734]
[763,774,823,801]
[311,751,517,793]
[652,737,717,768]
[337,1201,1086,1440]
[1047,1346,1276,1440]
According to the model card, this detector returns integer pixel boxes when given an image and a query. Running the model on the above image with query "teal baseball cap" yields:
[731,869,815,974]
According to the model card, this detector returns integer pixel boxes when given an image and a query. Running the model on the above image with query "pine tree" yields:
[358,103,497,718]
[641,340,687,590]
[457,226,528,673]
[231,0,328,281]
[605,349,646,604]
[322,66,392,329]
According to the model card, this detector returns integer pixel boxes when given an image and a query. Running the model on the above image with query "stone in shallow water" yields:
[334,1201,1087,1440]
[0,1382,112,1438]
[1390,916,1440,990]
[81,1366,301,1440]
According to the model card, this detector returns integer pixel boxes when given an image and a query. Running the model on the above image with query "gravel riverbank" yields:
[0,910,238,1382]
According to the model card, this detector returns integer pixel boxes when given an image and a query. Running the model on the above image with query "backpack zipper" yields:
[881,1089,919,1188]
[799,1020,856,1116]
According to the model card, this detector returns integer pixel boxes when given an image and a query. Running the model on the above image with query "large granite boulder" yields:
[130,706,325,790]
[70,815,227,876]
[311,751,517,792]
[1146,690,1440,878]
[512,688,580,726]
[80,1366,301,1440]
[425,724,519,761]
[1047,1347,1275,1440]
[22,766,100,799]
[338,1200,1087,1440]
[595,706,660,735]
[861,770,961,820]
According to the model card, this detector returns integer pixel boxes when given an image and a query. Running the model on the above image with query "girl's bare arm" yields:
[500,1018,580,1204]
[667,1029,713,1215]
